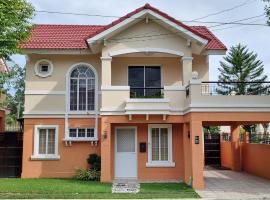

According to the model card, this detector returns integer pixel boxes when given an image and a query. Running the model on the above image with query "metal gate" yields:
[204,134,221,166]
[0,131,23,178]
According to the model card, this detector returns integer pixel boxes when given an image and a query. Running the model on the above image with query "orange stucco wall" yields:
[242,143,270,179]
[111,123,185,181]
[21,118,101,178]
[220,141,232,169]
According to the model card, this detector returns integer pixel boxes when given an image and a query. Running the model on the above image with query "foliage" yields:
[74,168,101,181]
[203,126,220,134]
[263,0,270,25]
[0,62,25,125]
[217,44,268,95]
[87,154,101,171]
[218,44,269,132]
[0,0,34,58]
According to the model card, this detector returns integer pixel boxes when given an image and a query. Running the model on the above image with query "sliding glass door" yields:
[128,66,162,98]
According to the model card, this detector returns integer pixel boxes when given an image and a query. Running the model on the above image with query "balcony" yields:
[186,80,270,112]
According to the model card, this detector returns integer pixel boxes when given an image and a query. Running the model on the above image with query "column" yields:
[100,116,112,182]
[231,124,241,171]
[101,56,112,86]
[182,56,193,86]
[183,123,192,184]
[190,120,204,189]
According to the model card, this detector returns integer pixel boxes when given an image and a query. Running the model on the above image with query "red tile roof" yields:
[21,4,226,51]
[191,26,226,50]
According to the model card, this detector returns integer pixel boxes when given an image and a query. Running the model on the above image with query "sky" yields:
[12,0,270,80]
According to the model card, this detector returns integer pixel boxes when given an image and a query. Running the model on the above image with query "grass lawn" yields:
[0,179,200,199]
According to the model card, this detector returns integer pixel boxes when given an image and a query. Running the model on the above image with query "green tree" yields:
[203,126,220,134]
[0,0,34,58]
[218,44,269,132]
[263,0,270,25]
[217,44,268,95]
[1,62,25,125]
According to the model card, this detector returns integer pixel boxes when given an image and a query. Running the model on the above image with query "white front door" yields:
[115,127,137,179]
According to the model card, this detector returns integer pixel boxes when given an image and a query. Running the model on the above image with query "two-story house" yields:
[20,4,270,189]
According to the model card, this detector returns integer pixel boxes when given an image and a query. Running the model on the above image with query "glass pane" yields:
[87,128,94,138]
[70,79,78,110]
[145,67,161,97]
[151,128,160,161]
[78,129,85,137]
[160,128,168,161]
[86,68,95,78]
[117,129,135,153]
[78,79,87,110]
[38,129,47,154]
[71,68,79,78]
[129,66,144,97]
[47,129,56,154]
[69,129,77,137]
[87,79,95,110]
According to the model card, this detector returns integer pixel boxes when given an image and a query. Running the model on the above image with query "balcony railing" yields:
[201,81,270,96]
[130,87,164,98]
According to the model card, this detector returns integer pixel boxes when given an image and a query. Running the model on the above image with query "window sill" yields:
[31,155,60,161]
[63,138,98,142]
[146,162,175,168]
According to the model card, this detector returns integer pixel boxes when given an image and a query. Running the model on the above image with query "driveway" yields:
[196,167,270,200]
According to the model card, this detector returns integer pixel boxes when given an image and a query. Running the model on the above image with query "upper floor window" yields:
[69,65,96,111]
[128,66,162,98]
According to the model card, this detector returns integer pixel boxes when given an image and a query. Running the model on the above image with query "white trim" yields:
[181,56,193,61]
[65,62,99,112]
[32,125,59,160]
[109,48,184,57]
[189,79,201,85]
[204,50,227,55]
[34,59,54,78]
[164,86,185,91]
[115,126,138,179]
[147,124,175,168]
[87,9,208,46]
[25,90,65,95]
[126,98,169,103]
[101,86,130,91]
[100,56,112,61]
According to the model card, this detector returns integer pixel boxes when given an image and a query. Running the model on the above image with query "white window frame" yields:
[128,65,163,97]
[31,125,60,160]
[66,63,98,114]
[34,59,54,78]
[146,124,175,167]
[67,127,97,141]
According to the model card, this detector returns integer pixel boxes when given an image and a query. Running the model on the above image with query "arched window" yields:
[69,64,96,111]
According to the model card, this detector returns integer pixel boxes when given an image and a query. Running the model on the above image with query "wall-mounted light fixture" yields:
[103,130,108,140]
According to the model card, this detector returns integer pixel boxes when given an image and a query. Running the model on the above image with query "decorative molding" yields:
[87,9,208,46]
[25,90,65,95]
[164,86,185,91]
[126,98,170,103]
[101,86,130,91]
[204,50,227,55]
[100,56,112,61]
[109,48,184,57]
[34,59,54,78]
[189,79,201,85]
[181,56,193,61]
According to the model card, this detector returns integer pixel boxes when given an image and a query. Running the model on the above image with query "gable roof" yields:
[20,4,226,51]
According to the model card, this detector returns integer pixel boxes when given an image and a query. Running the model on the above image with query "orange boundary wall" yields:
[242,143,270,179]
[220,141,232,169]
[221,138,270,180]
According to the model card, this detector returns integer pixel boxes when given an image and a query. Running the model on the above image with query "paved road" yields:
[196,168,270,199]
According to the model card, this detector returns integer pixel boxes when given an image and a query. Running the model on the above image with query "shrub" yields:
[74,168,100,181]
[87,154,101,171]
